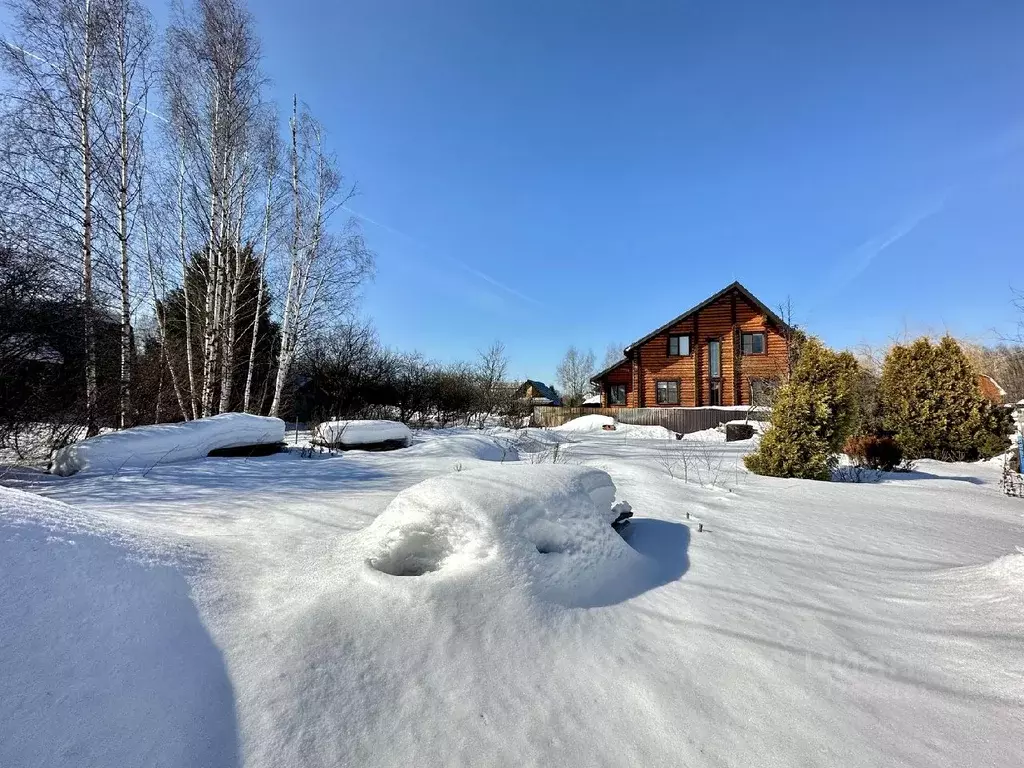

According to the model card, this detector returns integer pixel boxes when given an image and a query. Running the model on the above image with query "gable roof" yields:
[590,357,629,383]
[521,379,561,404]
[624,281,792,353]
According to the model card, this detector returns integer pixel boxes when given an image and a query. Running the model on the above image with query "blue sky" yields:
[14,1,1024,383]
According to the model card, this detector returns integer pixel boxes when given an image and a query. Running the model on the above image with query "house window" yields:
[656,380,680,405]
[742,332,766,355]
[608,384,627,405]
[667,334,690,356]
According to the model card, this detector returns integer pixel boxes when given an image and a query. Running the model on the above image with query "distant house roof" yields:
[624,281,792,354]
[590,357,629,384]
[978,374,1008,404]
[519,379,561,406]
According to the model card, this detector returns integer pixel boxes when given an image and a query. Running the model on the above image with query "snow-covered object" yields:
[50,413,285,476]
[359,464,637,604]
[313,419,412,448]
[0,487,236,767]
[553,414,616,432]
[553,415,675,440]
[401,432,518,461]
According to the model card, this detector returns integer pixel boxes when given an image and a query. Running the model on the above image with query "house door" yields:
[707,339,722,406]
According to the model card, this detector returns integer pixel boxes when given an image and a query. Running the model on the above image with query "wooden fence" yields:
[530,406,765,434]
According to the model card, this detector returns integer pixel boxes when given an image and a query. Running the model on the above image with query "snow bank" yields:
[401,431,519,462]
[313,419,412,448]
[0,487,237,767]
[359,464,638,605]
[50,413,285,476]
[553,415,675,440]
[553,414,616,432]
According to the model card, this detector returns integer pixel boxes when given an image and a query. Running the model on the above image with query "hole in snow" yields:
[527,520,572,556]
[368,528,451,577]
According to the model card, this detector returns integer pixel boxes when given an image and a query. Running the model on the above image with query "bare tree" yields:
[2,0,108,435]
[556,345,596,407]
[96,0,154,428]
[243,119,281,412]
[475,340,509,428]
[601,342,626,370]
[268,97,373,417]
[165,0,266,417]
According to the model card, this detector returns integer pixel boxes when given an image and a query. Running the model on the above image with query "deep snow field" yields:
[2,419,1023,767]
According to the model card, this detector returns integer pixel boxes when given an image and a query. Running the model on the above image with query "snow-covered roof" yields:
[522,380,561,405]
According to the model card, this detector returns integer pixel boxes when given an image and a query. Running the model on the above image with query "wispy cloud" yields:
[342,205,541,306]
[835,193,948,289]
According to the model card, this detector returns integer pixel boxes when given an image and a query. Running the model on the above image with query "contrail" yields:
[342,204,541,306]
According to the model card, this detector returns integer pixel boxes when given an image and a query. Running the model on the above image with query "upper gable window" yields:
[742,332,766,355]
[667,334,690,356]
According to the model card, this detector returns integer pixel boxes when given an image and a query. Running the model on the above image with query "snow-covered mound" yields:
[313,419,412,449]
[553,414,616,432]
[553,415,675,440]
[50,413,285,476]
[0,487,236,767]
[358,464,638,605]
[402,432,519,462]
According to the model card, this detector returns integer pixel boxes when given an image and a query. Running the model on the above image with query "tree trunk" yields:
[117,33,132,429]
[243,171,273,413]
[81,0,98,437]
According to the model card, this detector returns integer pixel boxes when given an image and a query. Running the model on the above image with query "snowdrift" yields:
[401,432,519,462]
[358,464,640,605]
[0,487,237,767]
[50,413,286,476]
[554,415,676,440]
[313,419,412,449]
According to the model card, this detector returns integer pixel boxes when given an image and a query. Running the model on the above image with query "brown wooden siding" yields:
[593,285,790,408]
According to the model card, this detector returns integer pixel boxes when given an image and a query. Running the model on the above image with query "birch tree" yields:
[269,98,373,417]
[1,0,107,435]
[97,0,154,429]
[164,0,265,416]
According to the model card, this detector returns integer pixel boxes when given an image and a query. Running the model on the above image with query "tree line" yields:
[1,0,371,444]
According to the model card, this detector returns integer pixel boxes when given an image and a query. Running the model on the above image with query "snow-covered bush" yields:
[50,413,286,476]
[745,338,859,480]
[312,419,412,449]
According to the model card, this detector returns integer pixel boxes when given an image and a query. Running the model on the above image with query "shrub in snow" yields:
[313,419,412,450]
[50,413,286,476]
[358,464,640,605]
[744,338,859,481]
[844,435,903,472]
[881,336,1013,461]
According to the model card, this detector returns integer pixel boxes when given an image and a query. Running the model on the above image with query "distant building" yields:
[978,374,1008,405]
[517,380,562,406]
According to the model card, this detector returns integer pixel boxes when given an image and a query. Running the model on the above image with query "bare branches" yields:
[556,346,596,406]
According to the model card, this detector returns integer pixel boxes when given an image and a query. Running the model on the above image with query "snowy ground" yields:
[2,424,1023,767]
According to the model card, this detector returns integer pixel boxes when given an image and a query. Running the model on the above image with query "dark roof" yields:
[590,357,629,383]
[522,379,561,404]
[624,281,792,353]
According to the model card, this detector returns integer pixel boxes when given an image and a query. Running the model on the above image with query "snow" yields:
[3,427,1024,766]
[552,414,616,432]
[0,486,237,767]
[582,394,602,405]
[313,419,412,448]
[49,413,286,476]
[360,465,637,605]
[553,414,676,439]
[402,431,518,461]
